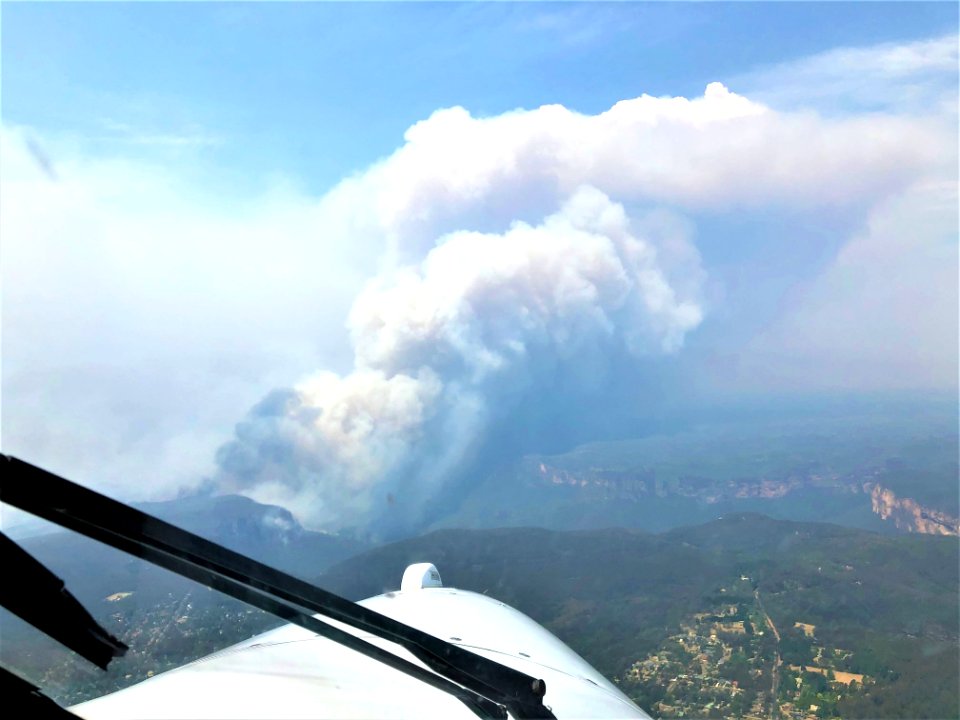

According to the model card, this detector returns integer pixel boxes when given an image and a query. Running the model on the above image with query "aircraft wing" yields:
[70,564,649,719]
[2,456,650,719]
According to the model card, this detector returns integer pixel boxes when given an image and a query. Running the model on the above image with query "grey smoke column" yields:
[216,187,703,530]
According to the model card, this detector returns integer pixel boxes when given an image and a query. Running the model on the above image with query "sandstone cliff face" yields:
[533,461,959,537]
[537,463,651,499]
[865,484,959,536]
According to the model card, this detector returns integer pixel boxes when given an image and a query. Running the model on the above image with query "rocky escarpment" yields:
[866,483,959,536]
[534,461,851,504]
[533,461,959,536]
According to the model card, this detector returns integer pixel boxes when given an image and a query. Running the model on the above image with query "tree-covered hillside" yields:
[321,516,959,719]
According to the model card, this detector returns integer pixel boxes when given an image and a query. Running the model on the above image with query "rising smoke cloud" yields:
[214,83,946,532]
[217,187,702,531]
[313,82,941,271]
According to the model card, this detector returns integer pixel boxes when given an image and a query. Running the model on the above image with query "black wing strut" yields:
[0,532,128,669]
[1,667,81,719]
[1,456,555,719]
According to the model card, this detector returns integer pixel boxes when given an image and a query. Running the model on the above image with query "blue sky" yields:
[4,2,957,195]
[1,3,957,519]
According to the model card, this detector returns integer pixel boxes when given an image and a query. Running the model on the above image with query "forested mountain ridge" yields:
[320,516,958,719]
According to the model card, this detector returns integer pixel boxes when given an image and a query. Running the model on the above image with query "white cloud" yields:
[511,5,631,47]
[315,81,947,269]
[732,33,959,115]
[1,125,362,500]
[95,118,223,148]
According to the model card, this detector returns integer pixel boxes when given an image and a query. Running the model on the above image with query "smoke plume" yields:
[217,187,701,531]
[215,83,942,532]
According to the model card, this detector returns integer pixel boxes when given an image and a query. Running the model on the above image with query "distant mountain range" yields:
[13,492,366,606]
[135,493,367,579]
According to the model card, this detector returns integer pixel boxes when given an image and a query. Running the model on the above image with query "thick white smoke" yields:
[215,82,945,531]
[316,81,942,271]
[217,187,702,529]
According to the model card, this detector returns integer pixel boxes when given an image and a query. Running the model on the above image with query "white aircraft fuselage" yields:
[71,563,650,719]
